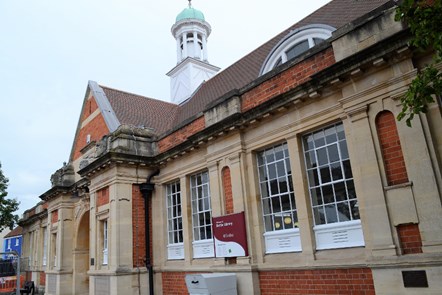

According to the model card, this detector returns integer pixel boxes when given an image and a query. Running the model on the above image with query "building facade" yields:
[19,1,442,294]
[2,226,23,259]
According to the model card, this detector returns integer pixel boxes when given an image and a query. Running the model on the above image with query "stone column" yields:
[228,151,246,213]
[202,36,208,61]
[287,135,316,259]
[344,106,396,257]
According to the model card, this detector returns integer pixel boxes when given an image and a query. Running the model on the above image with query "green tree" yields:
[0,162,20,232]
[395,0,442,126]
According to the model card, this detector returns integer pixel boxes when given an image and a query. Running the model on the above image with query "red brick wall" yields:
[376,111,409,186]
[83,96,99,118]
[162,272,198,295]
[222,166,234,214]
[259,268,375,295]
[51,210,58,224]
[72,112,109,161]
[158,116,205,153]
[40,271,46,286]
[242,47,335,112]
[132,184,153,267]
[96,186,110,208]
[397,223,423,254]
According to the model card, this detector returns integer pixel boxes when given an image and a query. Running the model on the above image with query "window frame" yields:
[190,171,214,258]
[302,122,365,250]
[102,220,108,265]
[256,142,302,254]
[42,228,48,266]
[260,24,334,75]
[166,180,184,260]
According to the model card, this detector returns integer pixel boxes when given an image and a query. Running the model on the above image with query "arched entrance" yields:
[73,210,90,295]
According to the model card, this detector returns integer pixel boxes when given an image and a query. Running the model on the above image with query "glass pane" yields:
[282,212,294,229]
[260,183,269,198]
[305,150,317,168]
[336,124,345,140]
[286,40,309,60]
[200,227,206,240]
[305,135,315,150]
[168,232,174,244]
[203,197,210,211]
[310,187,323,206]
[313,207,325,225]
[325,204,338,223]
[337,202,351,222]
[347,180,356,200]
[317,147,328,166]
[257,153,265,166]
[202,172,208,184]
[276,161,285,178]
[313,38,325,45]
[343,160,353,179]
[320,166,331,183]
[275,144,284,160]
[314,131,326,147]
[331,162,343,181]
[339,141,349,159]
[279,177,288,193]
[324,126,337,143]
[350,200,360,220]
[281,194,292,211]
[262,197,271,215]
[322,185,334,204]
[274,215,283,231]
[308,169,319,187]
[258,166,267,182]
[271,196,281,213]
[334,182,347,202]
[206,225,212,239]
[264,215,273,231]
[265,149,275,163]
[328,144,339,163]
[270,179,279,195]
[193,226,200,240]
[268,163,277,179]
[285,158,292,174]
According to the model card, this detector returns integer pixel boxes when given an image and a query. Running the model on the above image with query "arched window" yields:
[260,24,335,75]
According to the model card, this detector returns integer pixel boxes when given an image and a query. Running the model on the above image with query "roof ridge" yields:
[99,85,178,107]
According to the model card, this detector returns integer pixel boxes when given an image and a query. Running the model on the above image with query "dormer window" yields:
[260,25,335,75]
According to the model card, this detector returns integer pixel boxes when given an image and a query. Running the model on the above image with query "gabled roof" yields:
[4,226,22,238]
[102,86,179,135]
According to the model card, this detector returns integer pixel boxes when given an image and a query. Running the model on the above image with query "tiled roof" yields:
[173,0,391,125]
[99,0,390,136]
[4,226,23,238]
[102,86,179,136]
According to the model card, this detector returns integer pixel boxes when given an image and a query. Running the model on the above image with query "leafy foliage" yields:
[395,0,442,126]
[0,162,20,232]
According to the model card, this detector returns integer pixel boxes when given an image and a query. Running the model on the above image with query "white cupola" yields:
[167,1,220,104]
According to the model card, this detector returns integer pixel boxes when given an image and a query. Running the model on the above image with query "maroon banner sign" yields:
[213,211,248,257]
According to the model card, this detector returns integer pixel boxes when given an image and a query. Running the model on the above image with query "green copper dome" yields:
[176,7,205,22]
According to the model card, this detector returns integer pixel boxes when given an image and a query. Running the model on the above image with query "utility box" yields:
[185,273,237,295]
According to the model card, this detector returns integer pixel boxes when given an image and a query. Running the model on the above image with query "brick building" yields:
[19,0,442,294]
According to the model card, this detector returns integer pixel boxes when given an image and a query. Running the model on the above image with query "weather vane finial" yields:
[188,0,192,8]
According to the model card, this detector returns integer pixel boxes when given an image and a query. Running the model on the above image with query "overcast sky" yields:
[0,0,330,217]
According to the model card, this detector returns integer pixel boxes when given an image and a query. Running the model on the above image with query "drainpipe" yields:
[139,169,160,295]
